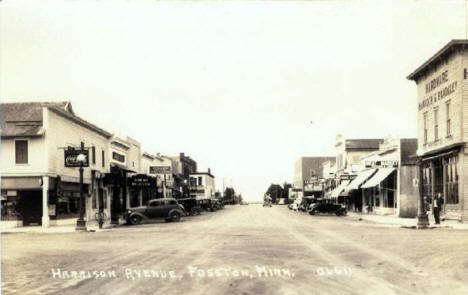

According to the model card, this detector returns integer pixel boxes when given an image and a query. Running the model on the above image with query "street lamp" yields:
[75,148,87,231]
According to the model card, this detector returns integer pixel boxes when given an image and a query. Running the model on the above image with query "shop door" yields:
[19,191,42,226]
[433,159,444,198]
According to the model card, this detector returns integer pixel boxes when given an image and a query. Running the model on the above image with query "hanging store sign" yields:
[64,149,89,167]
[128,174,156,187]
[149,166,172,174]
[364,160,398,168]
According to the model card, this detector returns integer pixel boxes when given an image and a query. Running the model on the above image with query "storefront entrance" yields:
[18,190,42,226]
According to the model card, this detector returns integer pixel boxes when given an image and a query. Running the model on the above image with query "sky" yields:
[1,0,467,201]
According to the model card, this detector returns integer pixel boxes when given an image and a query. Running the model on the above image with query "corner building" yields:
[408,40,468,222]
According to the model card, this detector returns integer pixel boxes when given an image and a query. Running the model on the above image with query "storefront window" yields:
[445,155,459,204]
[1,192,21,221]
[422,162,432,199]
[129,189,140,208]
[142,188,150,206]
[56,193,80,219]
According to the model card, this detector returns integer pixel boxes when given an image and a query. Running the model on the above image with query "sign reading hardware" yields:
[149,166,172,174]
[64,149,89,167]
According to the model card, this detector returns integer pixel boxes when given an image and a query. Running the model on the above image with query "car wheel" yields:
[170,211,181,222]
[309,209,319,215]
[129,215,142,225]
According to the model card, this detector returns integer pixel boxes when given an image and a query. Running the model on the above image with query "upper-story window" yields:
[102,150,105,167]
[446,101,451,137]
[198,176,203,186]
[423,112,428,144]
[92,146,96,165]
[15,140,28,164]
[434,108,439,141]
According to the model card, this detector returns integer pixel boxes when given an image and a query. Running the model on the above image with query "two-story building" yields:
[189,169,216,200]
[355,137,419,217]
[105,136,141,223]
[1,102,112,228]
[293,156,335,201]
[142,152,173,198]
[328,136,382,204]
[407,39,468,222]
[170,153,197,198]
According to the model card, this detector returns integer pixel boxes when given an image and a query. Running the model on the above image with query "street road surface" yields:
[2,205,468,295]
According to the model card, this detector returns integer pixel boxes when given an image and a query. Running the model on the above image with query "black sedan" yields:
[124,198,187,225]
[307,202,347,216]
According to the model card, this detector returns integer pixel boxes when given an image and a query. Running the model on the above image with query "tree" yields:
[265,184,283,204]
[223,187,236,204]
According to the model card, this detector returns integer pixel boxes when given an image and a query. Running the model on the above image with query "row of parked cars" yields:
[124,197,224,225]
[288,198,347,216]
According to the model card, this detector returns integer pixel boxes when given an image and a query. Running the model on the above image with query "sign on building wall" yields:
[112,151,125,163]
[128,175,156,187]
[364,160,399,168]
[64,149,90,167]
[149,166,172,174]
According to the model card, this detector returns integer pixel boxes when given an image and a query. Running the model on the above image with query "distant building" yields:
[294,156,335,200]
[189,169,216,200]
[170,153,197,198]
[407,39,468,222]
[328,136,383,202]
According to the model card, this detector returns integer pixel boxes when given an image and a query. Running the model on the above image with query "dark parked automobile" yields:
[177,198,202,216]
[308,202,347,216]
[124,198,187,225]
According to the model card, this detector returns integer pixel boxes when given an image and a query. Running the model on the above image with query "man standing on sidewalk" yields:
[433,193,443,225]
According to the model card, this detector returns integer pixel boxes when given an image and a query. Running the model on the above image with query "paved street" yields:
[2,205,468,295]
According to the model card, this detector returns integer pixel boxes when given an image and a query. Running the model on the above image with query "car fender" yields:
[126,212,147,221]
[168,208,184,218]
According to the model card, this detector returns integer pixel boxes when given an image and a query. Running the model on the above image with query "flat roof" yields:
[407,39,468,81]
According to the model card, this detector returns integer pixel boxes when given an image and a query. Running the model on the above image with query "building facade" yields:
[1,102,112,228]
[407,39,468,222]
[293,156,335,200]
[189,169,216,200]
[357,138,419,217]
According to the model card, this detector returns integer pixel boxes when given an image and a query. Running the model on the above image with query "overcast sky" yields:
[1,0,466,201]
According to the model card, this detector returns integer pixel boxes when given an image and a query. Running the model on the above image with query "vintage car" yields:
[307,202,347,216]
[124,198,187,225]
[176,198,202,216]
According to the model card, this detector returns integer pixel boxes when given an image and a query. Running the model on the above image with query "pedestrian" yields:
[433,193,443,224]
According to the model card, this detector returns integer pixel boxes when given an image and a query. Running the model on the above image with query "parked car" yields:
[124,198,187,225]
[177,198,202,216]
[308,202,347,216]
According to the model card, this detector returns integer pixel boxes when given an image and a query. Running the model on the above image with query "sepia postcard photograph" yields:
[1,0,468,294]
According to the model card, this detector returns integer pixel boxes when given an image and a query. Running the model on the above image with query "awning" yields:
[361,168,396,189]
[110,162,137,173]
[344,169,377,192]
[330,180,350,198]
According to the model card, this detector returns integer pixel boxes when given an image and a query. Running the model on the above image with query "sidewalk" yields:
[1,219,126,234]
[346,212,468,230]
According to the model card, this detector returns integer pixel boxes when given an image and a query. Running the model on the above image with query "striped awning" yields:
[344,169,377,192]
[330,180,350,198]
[361,168,396,189]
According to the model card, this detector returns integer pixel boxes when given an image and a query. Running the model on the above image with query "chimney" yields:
[208,168,211,174]
[180,152,185,158]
